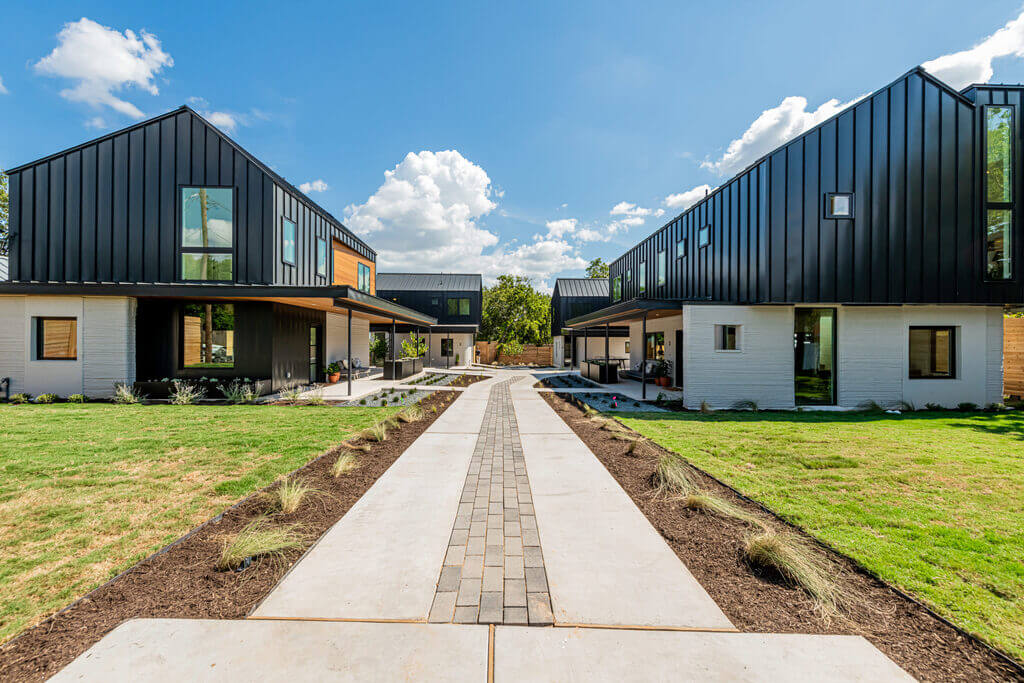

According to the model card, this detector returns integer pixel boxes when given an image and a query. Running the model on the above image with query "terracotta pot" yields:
[656,376,671,387]
[327,373,341,384]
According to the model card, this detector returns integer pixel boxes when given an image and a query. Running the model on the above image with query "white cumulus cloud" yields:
[702,95,864,177]
[84,116,107,129]
[665,184,714,211]
[545,218,577,238]
[34,17,172,119]
[299,179,329,193]
[0,76,8,95]
[346,150,585,283]
[922,10,1024,90]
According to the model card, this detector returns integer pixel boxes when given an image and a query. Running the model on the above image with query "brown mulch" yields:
[0,390,463,682]
[541,392,1024,683]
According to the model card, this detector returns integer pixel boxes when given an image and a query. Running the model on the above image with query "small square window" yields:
[715,324,740,351]
[36,317,77,360]
[698,226,710,248]
[909,326,956,379]
[825,192,854,219]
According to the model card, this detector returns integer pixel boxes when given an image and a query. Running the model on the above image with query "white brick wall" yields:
[837,307,904,407]
[682,305,795,410]
[82,297,136,397]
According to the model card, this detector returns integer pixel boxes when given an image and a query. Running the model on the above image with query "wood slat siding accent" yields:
[5,107,373,287]
[183,315,202,366]
[475,341,551,366]
[1006,317,1024,398]
[332,239,375,293]
[607,70,1024,307]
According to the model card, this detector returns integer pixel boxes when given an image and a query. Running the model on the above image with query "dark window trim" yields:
[714,324,741,351]
[612,275,622,302]
[823,192,855,220]
[447,296,471,317]
[676,237,687,259]
[357,263,372,293]
[179,302,237,372]
[657,249,667,286]
[698,225,711,249]
[983,104,1016,282]
[638,261,647,293]
[281,217,297,267]
[316,237,327,278]
[177,185,236,283]
[908,325,957,380]
[35,316,78,360]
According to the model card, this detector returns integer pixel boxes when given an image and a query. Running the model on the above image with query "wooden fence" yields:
[475,341,553,366]
[1006,317,1024,398]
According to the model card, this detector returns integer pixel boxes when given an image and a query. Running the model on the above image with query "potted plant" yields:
[654,359,672,387]
[325,362,341,384]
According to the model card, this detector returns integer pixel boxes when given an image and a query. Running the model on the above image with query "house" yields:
[0,106,434,398]
[550,278,628,367]
[566,67,1022,409]
[374,273,482,367]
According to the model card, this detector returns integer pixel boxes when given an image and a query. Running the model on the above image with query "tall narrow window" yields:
[180,187,233,281]
[638,261,646,293]
[986,106,1014,280]
[316,238,327,277]
[698,225,711,248]
[676,238,687,259]
[357,263,371,293]
[657,250,666,286]
[282,218,297,266]
[612,275,622,301]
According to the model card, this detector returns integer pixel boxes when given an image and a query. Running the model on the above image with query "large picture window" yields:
[357,263,372,293]
[180,187,233,281]
[985,106,1014,280]
[447,297,471,316]
[36,317,77,360]
[909,326,956,379]
[282,218,297,266]
[183,303,236,368]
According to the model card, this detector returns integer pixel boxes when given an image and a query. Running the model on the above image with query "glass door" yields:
[309,325,321,384]
[794,308,836,405]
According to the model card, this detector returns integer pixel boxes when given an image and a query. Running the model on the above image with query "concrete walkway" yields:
[56,370,913,681]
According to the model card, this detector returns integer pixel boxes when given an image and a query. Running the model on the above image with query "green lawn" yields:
[615,409,1024,660]
[0,403,393,644]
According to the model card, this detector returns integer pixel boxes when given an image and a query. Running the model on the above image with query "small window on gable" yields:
[657,250,666,286]
[715,324,740,351]
[824,192,854,219]
[698,226,710,248]
[282,218,297,265]
[612,276,622,301]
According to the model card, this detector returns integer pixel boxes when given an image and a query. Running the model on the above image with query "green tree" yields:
[480,275,552,353]
[401,331,427,358]
[0,169,8,257]
[585,257,609,278]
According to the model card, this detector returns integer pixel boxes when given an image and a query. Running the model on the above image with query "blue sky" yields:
[5,1,1024,290]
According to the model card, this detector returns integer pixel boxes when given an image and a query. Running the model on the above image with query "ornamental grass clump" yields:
[170,380,206,405]
[743,530,844,616]
[363,418,389,443]
[219,379,259,404]
[331,452,359,478]
[272,478,316,514]
[9,393,32,404]
[113,383,144,405]
[652,454,697,497]
[35,393,59,404]
[303,389,326,406]
[682,491,762,526]
[216,518,304,571]
[278,385,303,405]
[67,393,87,404]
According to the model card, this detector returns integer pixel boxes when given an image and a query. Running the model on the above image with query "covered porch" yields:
[564,299,684,400]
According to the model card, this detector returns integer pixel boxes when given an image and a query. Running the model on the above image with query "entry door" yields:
[309,325,322,384]
[794,308,836,405]
[674,329,683,388]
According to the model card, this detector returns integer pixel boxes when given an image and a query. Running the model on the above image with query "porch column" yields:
[641,312,647,400]
[347,307,352,397]
[584,327,588,364]
[605,323,610,364]
[391,318,396,374]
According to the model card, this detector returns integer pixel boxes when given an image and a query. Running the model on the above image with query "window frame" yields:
[638,261,647,293]
[698,225,711,249]
[35,317,78,361]
[357,263,372,293]
[316,238,327,277]
[447,297,470,317]
[908,325,957,380]
[676,237,687,259]
[644,331,665,361]
[657,249,667,286]
[823,192,855,220]
[612,275,622,301]
[441,338,454,357]
[281,217,297,267]
[983,104,1015,281]
[178,185,235,282]
[180,302,237,371]
[714,324,741,352]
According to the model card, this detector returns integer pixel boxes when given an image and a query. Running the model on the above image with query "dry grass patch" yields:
[362,418,390,443]
[216,518,304,571]
[651,453,696,497]
[743,530,845,616]
[681,490,762,526]
[330,452,359,478]
[271,478,317,514]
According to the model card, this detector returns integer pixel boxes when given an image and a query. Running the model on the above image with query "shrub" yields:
[890,399,915,412]
[359,398,367,405]
[652,454,696,497]
[9,393,32,404]
[35,393,60,404]
[398,404,424,423]
[272,478,315,514]
[113,383,144,405]
[219,379,259,404]
[331,452,358,477]
[278,385,303,404]
[699,400,714,414]
[170,380,206,405]
[743,531,843,615]
[67,393,87,404]
[924,402,944,411]
[381,399,388,407]
[303,389,326,406]
[363,418,389,442]
[985,402,1007,412]
[957,402,979,412]
[216,518,304,571]
[731,399,759,412]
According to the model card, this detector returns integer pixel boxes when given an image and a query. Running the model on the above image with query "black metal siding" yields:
[609,69,1024,306]
[6,107,373,287]
[374,288,482,326]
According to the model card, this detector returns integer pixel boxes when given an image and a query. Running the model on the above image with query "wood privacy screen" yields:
[1006,318,1024,398]
[475,341,552,366]
[38,318,77,360]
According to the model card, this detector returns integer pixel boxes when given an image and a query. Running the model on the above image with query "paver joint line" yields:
[429,376,554,625]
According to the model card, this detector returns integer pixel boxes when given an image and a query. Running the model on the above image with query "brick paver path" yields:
[428,378,554,625]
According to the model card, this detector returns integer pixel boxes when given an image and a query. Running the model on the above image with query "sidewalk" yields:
[53,370,913,682]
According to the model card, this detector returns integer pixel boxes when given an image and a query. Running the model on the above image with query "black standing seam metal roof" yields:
[4,105,376,260]
[553,278,609,298]
[376,273,483,292]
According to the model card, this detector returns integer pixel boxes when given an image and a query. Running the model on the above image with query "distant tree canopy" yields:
[479,275,552,350]
[0,170,9,257]
[585,257,609,279]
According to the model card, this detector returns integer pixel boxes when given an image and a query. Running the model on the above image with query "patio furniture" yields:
[580,359,620,384]
[382,357,423,380]
[619,360,660,383]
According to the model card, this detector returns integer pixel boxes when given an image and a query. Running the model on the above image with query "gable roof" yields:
[554,278,608,298]
[376,273,482,292]
[5,105,374,258]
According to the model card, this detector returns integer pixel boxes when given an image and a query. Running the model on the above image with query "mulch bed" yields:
[541,392,1024,683]
[0,390,463,682]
